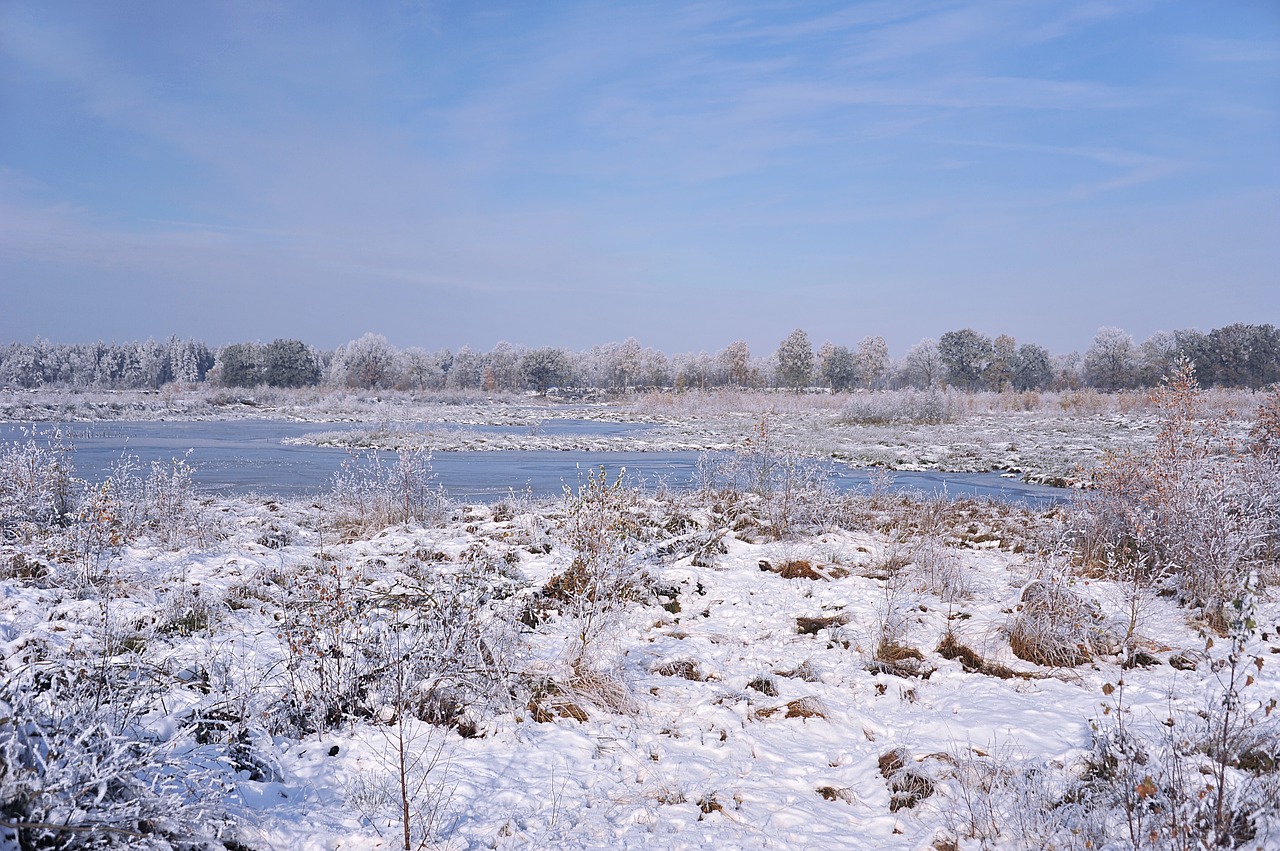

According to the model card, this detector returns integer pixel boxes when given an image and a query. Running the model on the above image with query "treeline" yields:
[1,324,1277,393]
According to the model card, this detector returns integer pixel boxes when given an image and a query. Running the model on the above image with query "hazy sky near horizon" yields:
[2,0,1278,357]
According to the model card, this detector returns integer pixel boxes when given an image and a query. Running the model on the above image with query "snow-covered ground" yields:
[3,386,1277,849]
[290,410,1252,487]
[3,477,1276,849]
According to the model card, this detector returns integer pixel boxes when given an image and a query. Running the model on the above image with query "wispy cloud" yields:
[1,0,1276,352]
[1175,35,1280,64]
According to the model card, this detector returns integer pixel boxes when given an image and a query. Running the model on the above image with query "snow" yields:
[3,389,1278,849]
[3,483,1276,849]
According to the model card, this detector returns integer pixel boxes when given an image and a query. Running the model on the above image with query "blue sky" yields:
[2,1,1277,356]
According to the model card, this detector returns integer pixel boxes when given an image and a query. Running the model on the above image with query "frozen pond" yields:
[0,420,1070,507]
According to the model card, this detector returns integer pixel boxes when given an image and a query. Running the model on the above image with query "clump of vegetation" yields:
[547,467,653,674]
[839,390,955,425]
[1008,577,1111,667]
[1076,587,1280,849]
[1073,360,1277,629]
[327,446,451,536]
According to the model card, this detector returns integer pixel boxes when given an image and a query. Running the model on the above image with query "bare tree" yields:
[899,338,943,390]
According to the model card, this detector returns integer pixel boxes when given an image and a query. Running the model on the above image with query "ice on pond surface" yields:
[0,420,1069,505]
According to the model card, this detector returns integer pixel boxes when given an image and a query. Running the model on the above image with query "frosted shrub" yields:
[1246,388,1280,578]
[839,390,955,425]
[698,415,840,539]
[550,467,650,670]
[936,746,1082,848]
[1080,592,1279,850]
[329,446,451,534]
[42,451,211,586]
[0,660,230,848]
[1074,361,1274,627]
[913,537,971,601]
[140,452,210,548]
[274,556,516,736]
[0,428,82,537]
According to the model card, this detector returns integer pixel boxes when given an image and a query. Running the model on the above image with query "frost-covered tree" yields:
[1136,331,1179,387]
[986,334,1017,391]
[817,343,856,392]
[1051,351,1082,390]
[483,342,523,392]
[0,340,49,388]
[1172,328,1210,376]
[1201,323,1280,389]
[775,329,814,391]
[135,338,170,388]
[216,342,264,387]
[898,338,943,390]
[637,346,671,388]
[1011,343,1052,391]
[521,347,571,393]
[1084,326,1136,390]
[667,351,706,390]
[572,344,608,389]
[717,341,753,387]
[397,347,451,391]
[333,333,398,389]
[61,343,101,387]
[446,345,484,390]
[854,335,890,389]
[608,338,644,390]
[167,337,214,385]
[263,338,321,387]
[939,328,993,390]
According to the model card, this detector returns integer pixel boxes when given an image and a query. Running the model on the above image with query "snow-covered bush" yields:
[548,467,651,671]
[272,554,517,736]
[838,389,955,425]
[935,745,1082,848]
[695,415,840,539]
[328,446,451,536]
[0,428,82,537]
[0,659,231,848]
[1009,576,1113,667]
[1078,590,1280,849]
[1074,360,1275,627]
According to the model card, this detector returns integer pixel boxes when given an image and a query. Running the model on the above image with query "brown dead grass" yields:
[935,631,1042,680]
[759,558,850,581]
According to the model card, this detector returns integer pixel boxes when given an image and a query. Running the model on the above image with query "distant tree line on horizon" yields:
[1,323,1277,395]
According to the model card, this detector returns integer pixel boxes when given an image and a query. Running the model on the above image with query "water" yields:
[0,420,1070,507]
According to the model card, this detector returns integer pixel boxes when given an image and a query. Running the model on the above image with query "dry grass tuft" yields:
[817,786,856,804]
[783,696,829,720]
[795,613,850,635]
[526,679,590,723]
[935,630,1038,680]
[759,558,849,580]
[1008,579,1110,667]
[651,659,705,681]
[879,748,936,812]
